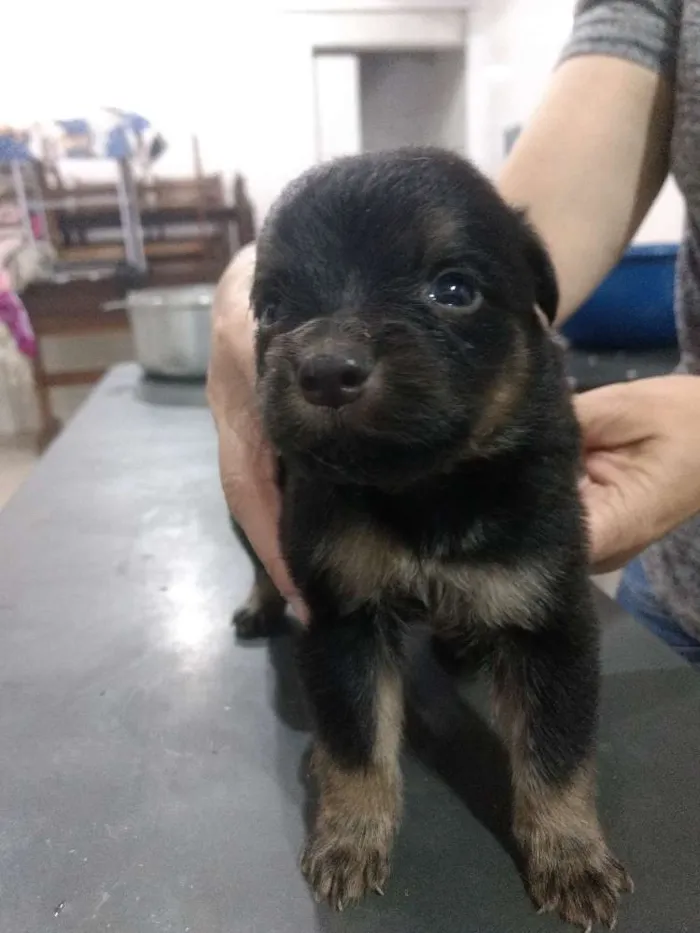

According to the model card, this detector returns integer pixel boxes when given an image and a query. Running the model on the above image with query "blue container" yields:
[561,244,679,350]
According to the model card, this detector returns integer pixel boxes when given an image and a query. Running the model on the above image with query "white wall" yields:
[282,1,472,9]
[3,1,314,421]
[314,54,362,161]
[11,0,678,240]
[4,2,467,224]
[5,1,319,222]
[299,9,465,49]
[465,0,683,243]
[635,178,684,244]
[361,51,465,154]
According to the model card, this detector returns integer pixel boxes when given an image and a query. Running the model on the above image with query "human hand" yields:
[207,246,306,619]
[575,375,700,573]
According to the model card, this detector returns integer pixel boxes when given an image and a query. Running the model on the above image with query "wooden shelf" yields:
[57,238,224,265]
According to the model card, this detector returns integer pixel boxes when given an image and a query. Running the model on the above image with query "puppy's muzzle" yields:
[297,345,373,409]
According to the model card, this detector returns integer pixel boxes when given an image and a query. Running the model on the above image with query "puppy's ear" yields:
[518,212,559,324]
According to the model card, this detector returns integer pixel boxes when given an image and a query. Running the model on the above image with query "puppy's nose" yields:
[298,353,371,408]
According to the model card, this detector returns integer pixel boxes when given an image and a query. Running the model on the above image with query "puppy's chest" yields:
[311,512,550,631]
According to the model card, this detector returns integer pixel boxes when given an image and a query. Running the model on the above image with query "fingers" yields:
[579,477,640,573]
[574,383,652,450]
[575,384,656,569]
[578,453,658,572]
[574,375,699,449]
[218,434,308,623]
[228,478,307,622]
[575,380,685,570]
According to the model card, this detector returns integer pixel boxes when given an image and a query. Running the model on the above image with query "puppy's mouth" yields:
[256,321,499,484]
[259,355,472,488]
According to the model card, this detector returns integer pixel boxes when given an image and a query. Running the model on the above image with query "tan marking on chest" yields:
[317,522,553,629]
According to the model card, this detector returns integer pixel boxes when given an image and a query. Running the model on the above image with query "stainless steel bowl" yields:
[105,284,215,379]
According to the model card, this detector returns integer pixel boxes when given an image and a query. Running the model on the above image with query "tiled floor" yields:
[0,439,38,509]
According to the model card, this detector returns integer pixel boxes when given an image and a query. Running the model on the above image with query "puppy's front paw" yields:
[301,828,390,910]
[528,841,633,931]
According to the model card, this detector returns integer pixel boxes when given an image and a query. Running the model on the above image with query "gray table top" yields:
[0,364,698,933]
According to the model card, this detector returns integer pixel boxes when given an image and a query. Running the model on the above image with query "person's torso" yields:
[670,0,700,368]
[643,0,700,639]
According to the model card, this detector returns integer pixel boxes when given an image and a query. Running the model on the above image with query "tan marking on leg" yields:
[512,762,632,930]
[373,667,404,772]
[494,678,633,929]
[494,667,602,851]
[302,670,404,909]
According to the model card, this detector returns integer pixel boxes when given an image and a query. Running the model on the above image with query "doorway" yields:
[313,48,466,161]
[360,50,465,154]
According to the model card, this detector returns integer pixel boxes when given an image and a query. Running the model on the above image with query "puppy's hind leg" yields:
[230,515,286,639]
[492,604,632,931]
[234,565,287,639]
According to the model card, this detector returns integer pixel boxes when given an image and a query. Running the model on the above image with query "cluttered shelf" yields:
[1,115,255,447]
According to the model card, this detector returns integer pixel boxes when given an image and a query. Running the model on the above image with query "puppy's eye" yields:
[427,271,482,312]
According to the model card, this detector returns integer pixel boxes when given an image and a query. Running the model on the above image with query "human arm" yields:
[499,1,692,569]
[498,1,679,322]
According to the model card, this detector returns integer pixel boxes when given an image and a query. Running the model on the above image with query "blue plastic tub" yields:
[561,243,679,350]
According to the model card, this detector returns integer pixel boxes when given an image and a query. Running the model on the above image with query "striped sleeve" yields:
[561,0,683,79]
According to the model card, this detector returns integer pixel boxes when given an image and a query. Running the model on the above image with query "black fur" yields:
[230,148,630,928]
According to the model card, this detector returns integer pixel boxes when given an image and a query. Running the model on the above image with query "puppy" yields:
[231,148,631,930]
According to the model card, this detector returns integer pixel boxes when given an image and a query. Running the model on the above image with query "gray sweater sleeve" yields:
[561,0,683,78]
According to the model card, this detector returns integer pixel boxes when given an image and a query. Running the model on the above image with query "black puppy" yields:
[231,148,631,930]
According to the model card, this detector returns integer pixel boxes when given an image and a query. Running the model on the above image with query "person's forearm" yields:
[498,55,674,323]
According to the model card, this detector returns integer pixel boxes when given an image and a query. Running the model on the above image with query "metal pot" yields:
[105,284,215,379]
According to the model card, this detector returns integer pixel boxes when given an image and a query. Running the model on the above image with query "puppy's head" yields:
[252,148,558,487]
